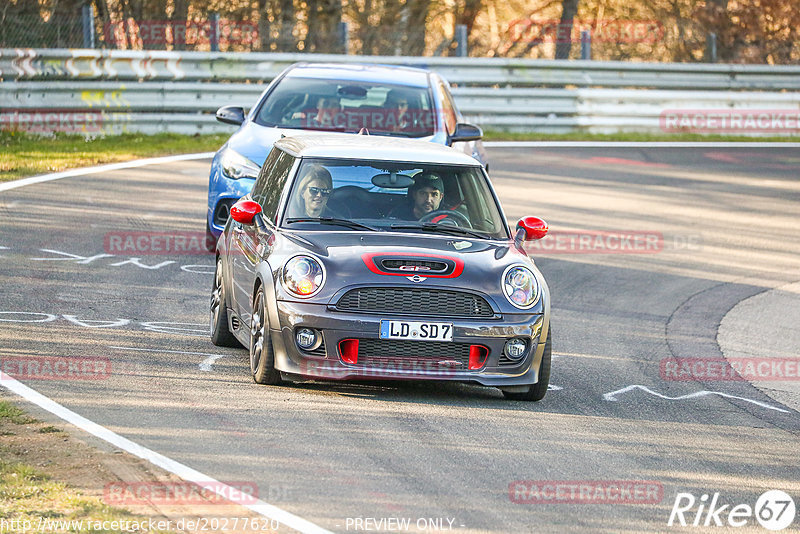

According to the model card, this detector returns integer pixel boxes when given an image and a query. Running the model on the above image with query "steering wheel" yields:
[419,209,472,228]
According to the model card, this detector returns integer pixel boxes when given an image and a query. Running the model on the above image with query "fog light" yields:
[504,338,527,360]
[296,328,318,350]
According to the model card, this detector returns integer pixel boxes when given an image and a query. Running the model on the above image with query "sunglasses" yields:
[307,186,332,197]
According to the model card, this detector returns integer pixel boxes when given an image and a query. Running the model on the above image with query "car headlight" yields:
[219,148,260,180]
[502,265,539,309]
[283,256,325,298]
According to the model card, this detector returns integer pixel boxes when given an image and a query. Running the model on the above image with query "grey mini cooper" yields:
[210,134,552,400]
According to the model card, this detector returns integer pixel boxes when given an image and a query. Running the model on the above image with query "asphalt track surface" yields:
[1,146,799,533]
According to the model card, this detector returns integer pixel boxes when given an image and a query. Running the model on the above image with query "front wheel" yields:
[250,286,281,385]
[502,327,551,401]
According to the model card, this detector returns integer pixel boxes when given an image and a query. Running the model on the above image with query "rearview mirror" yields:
[516,216,549,241]
[230,199,262,225]
[216,106,246,126]
[450,123,483,143]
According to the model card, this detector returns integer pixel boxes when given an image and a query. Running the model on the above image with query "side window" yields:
[436,82,458,135]
[252,148,294,223]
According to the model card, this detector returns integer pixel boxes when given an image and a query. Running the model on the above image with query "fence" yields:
[2,49,799,136]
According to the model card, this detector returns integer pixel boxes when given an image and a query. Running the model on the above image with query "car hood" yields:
[226,122,288,166]
[274,231,543,313]
[227,121,438,167]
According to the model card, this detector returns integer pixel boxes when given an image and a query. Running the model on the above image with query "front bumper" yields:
[270,300,547,386]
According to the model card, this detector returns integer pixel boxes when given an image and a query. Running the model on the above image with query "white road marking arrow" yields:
[603,384,789,413]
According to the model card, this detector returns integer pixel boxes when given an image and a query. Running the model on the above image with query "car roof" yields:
[275,134,480,166]
[284,63,431,89]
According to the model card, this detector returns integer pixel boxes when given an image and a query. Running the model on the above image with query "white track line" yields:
[0,371,332,534]
[1,154,330,533]
[483,141,800,148]
[0,152,215,193]
[603,384,789,413]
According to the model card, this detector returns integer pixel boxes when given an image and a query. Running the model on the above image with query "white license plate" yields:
[379,320,453,342]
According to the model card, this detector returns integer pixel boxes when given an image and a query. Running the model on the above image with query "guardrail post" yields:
[705,32,717,63]
[82,4,95,49]
[210,13,220,52]
[580,30,591,60]
[455,24,468,57]
[339,21,350,54]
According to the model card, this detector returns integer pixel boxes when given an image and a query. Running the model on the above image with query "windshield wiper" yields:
[286,217,379,232]
[390,222,488,239]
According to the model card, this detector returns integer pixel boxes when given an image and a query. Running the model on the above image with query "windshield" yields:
[282,159,509,239]
[254,77,435,138]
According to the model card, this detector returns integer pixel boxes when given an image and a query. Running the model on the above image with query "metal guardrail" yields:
[2,49,799,135]
[4,48,800,89]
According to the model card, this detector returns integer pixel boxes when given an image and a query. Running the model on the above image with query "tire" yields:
[502,327,551,401]
[250,285,282,385]
[205,222,217,253]
[210,257,240,347]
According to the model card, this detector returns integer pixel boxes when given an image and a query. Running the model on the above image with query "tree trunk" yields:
[403,0,431,56]
[555,0,579,59]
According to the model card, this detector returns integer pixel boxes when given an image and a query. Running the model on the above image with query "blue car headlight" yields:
[219,148,260,180]
[502,265,539,309]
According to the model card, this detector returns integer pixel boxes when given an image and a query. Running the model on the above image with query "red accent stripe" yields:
[361,252,464,278]
[339,339,359,364]
[468,345,489,370]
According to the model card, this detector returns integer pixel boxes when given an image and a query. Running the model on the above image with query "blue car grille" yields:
[335,287,494,318]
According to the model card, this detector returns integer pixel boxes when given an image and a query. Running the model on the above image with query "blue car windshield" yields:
[254,78,435,138]
[282,158,509,240]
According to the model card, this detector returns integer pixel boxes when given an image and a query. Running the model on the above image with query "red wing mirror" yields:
[516,216,549,241]
[230,200,262,225]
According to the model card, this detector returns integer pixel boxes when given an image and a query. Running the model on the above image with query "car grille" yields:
[335,288,494,318]
[304,338,326,357]
[348,338,473,371]
[497,353,523,367]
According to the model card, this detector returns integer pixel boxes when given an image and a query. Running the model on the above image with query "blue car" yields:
[206,62,488,246]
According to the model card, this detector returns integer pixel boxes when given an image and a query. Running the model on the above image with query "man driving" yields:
[390,173,444,220]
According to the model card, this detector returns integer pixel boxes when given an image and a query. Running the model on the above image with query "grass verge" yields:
[0,131,227,183]
[3,129,799,184]
[0,401,175,533]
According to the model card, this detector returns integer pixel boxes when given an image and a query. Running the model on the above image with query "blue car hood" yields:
[226,121,440,167]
